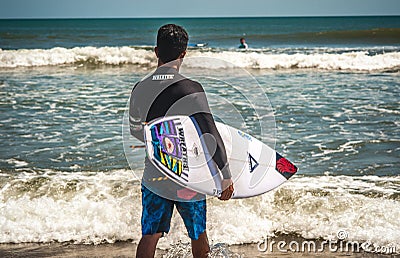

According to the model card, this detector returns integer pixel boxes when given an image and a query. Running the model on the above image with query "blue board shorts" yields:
[141,184,206,240]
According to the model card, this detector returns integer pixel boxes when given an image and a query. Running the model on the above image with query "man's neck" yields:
[157,59,181,71]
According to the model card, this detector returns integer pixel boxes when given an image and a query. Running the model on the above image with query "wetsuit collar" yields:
[155,65,179,74]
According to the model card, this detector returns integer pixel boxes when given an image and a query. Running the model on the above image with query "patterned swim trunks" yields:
[140,184,206,240]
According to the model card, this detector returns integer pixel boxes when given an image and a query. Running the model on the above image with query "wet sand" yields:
[1,234,398,258]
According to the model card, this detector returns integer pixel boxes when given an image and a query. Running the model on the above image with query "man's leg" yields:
[136,233,162,258]
[139,184,174,258]
[191,231,210,258]
[175,198,208,258]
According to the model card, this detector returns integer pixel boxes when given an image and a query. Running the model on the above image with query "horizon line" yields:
[1,14,399,20]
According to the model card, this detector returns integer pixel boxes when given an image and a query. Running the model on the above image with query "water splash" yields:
[162,242,242,258]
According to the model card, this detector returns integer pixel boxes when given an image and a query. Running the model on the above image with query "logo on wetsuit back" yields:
[150,119,189,181]
[152,74,175,80]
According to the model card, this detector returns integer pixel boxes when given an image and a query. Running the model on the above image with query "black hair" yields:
[156,24,189,63]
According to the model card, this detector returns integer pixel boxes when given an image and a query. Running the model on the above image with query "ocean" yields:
[0,16,399,256]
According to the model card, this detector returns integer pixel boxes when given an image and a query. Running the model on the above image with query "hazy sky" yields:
[1,0,400,19]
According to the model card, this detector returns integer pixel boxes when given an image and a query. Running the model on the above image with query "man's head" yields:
[240,38,246,44]
[156,24,188,64]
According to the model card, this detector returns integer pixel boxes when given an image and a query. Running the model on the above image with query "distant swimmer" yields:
[238,37,248,49]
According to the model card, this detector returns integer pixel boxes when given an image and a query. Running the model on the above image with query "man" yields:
[239,37,248,49]
[129,24,234,258]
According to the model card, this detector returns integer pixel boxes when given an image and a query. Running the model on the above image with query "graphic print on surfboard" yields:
[145,115,298,198]
[248,153,259,173]
[149,118,189,183]
[275,152,297,179]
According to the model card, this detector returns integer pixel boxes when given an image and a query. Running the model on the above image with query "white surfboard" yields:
[144,115,297,199]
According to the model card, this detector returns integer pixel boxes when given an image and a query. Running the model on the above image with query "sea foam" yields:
[0,170,399,252]
[1,46,399,71]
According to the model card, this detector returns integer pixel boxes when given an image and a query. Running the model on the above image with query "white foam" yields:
[1,47,399,71]
[0,170,142,244]
[187,50,400,71]
[311,140,362,157]
[159,175,400,251]
[5,158,28,167]
[0,47,155,68]
[0,171,399,251]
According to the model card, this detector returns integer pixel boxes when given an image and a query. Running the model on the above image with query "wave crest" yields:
[0,171,399,249]
[1,46,400,72]
[0,46,156,68]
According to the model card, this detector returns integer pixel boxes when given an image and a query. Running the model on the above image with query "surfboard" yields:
[188,42,208,47]
[144,115,298,199]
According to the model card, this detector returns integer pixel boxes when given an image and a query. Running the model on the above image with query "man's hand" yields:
[219,178,234,201]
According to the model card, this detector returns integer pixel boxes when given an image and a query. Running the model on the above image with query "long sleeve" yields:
[129,70,232,179]
[171,83,231,179]
[167,81,232,179]
[129,84,145,142]
[191,112,232,179]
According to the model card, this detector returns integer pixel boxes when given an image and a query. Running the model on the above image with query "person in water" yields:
[129,24,234,258]
[239,37,248,49]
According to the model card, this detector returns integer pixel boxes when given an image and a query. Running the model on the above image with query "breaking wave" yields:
[1,46,399,72]
[0,170,399,251]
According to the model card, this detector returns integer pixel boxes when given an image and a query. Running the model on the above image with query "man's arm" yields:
[169,80,234,199]
[191,112,231,178]
[129,85,145,142]
[191,112,234,200]
[176,81,233,200]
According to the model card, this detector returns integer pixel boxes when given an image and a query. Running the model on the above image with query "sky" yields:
[1,0,399,19]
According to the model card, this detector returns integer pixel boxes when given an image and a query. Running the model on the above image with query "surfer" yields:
[129,24,234,258]
[239,37,248,49]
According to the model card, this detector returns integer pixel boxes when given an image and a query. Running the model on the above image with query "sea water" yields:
[0,17,399,253]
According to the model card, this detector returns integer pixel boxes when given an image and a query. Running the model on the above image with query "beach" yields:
[0,16,399,257]
[1,234,399,257]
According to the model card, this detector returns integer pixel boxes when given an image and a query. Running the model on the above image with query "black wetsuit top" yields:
[129,66,231,188]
